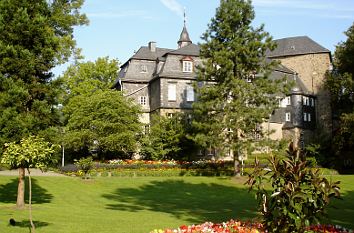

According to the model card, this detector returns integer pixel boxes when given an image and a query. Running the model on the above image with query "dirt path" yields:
[0,168,65,177]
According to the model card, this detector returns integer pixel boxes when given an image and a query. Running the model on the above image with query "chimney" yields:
[148,41,156,52]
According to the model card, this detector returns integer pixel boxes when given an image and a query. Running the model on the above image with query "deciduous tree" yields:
[60,57,142,160]
[325,22,354,161]
[63,90,142,160]
[1,136,58,232]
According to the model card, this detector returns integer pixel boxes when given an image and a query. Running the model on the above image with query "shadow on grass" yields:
[328,190,354,229]
[9,220,50,230]
[0,178,53,204]
[103,178,258,223]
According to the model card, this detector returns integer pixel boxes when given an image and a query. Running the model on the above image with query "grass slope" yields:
[0,175,353,233]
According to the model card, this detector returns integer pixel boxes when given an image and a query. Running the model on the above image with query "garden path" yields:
[0,169,65,177]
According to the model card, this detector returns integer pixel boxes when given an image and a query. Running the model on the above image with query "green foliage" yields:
[60,58,142,160]
[1,135,58,169]
[60,56,120,101]
[192,0,287,170]
[63,90,142,160]
[140,114,188,160]
[324,22,354,162]
[246,143,341,233]
[0,0,87,152]
[74,156,93,178]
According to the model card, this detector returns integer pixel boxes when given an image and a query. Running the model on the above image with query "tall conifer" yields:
[192,0,285,175]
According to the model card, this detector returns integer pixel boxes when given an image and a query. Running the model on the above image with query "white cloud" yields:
[160,0,184,19]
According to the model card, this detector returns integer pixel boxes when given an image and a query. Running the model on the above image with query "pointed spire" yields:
[178,7,192,48]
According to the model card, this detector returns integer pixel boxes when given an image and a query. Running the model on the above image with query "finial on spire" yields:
[183,7,186,26]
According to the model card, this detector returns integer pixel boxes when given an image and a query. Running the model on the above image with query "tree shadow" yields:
[9,220,50,229]
[102,178,258,223]
[0,178,53,204]
[327,189,354,229]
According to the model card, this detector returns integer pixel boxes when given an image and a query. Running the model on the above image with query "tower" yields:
[177,9,192,48]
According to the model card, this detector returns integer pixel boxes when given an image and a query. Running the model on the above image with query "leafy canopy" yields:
[140,115,185,161]
[1,135,59,169]
[63,90,142,158]
[325,22,354,156]
[61,58,142,159]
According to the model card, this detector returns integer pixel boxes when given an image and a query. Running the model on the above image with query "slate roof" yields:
[131,46,173,60]
[267,36,330,58]
[178,25,192,44]
[167,43,200,56]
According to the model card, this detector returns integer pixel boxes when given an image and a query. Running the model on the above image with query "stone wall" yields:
[276,53,332,139]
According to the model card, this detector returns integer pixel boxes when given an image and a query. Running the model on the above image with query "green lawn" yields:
[0,175,353,233]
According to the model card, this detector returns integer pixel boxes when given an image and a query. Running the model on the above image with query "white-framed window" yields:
[303,96,309,106]
[182,61,193,73]
[168,83,177,101]
[304,113,312,122]
[285,112,291,122]
[286,96,291,105]
[310,98,315,107]
[167,113,175,118]
[139,96,147,105]
[140,65,147,73]
[186,84,194,102]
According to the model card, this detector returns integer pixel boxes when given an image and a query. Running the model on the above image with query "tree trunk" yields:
[234,150,241,176]
[16,167,25,209]
[27,168,36,233]
[234,159,241,176]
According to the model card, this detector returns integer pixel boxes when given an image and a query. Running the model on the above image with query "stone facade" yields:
[114,29,332,147]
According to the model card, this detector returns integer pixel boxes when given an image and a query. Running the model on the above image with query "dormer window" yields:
[140,65,147,73]
[181,56,194,73]
[183,61,193,72]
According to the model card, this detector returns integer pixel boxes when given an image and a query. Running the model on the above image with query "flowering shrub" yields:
[150,220,352,233]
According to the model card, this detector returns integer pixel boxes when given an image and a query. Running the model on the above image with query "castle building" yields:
[114,25,332,148]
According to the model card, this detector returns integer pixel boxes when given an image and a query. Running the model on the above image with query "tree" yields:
[60,57,142,160]
[60,57,120,100]
[63,90,142,160]
[325,22,354,162]
[192,0,285,175]
[140,114,185,161]
[1,136,58,232]
[0,0,87,208]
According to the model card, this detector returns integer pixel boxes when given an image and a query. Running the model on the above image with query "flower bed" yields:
[150,220,352,233]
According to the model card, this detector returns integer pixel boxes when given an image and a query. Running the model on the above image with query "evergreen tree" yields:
[192,0,285,175]
[0,0,87,208]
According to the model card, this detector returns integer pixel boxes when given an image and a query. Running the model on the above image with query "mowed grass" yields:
[0,175,353,233]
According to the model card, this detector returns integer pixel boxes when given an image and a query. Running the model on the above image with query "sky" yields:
[53,0,354,77]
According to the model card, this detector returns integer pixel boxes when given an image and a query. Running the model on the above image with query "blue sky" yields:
[53,0,354,77]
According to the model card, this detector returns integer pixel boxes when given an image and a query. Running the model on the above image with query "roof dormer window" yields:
[182,60,193,73]
[141,65,147,73]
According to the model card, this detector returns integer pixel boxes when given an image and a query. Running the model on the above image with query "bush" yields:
[74,157,93,179]
[246,143,341,233]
